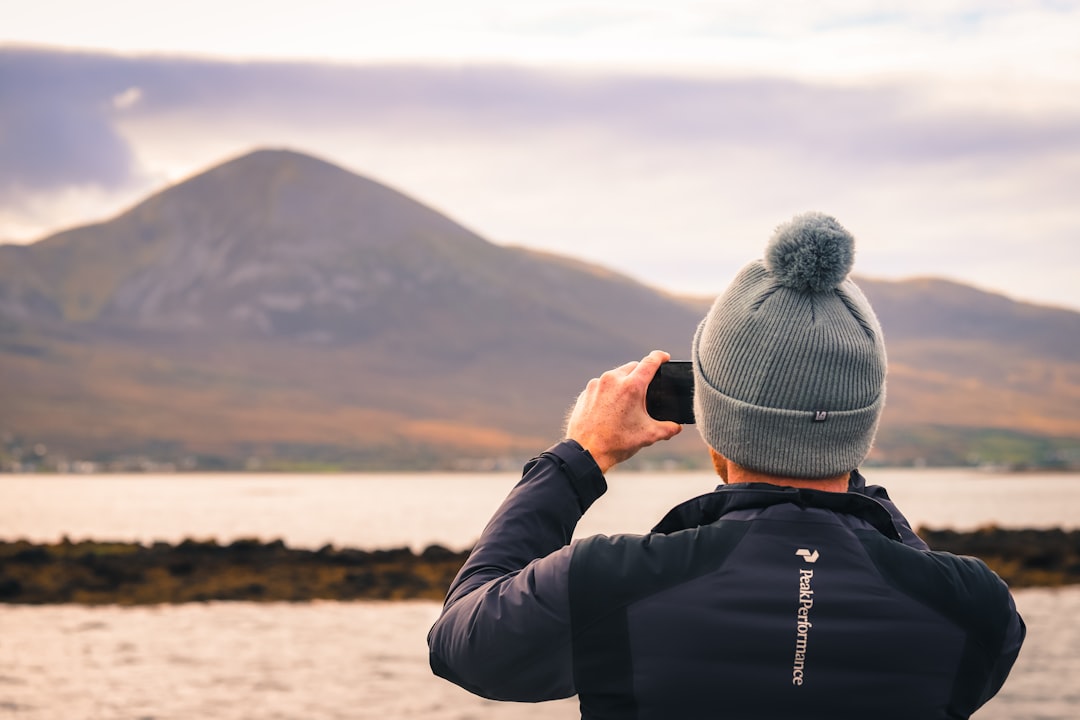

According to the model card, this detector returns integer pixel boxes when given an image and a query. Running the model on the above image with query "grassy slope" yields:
[3,319,1076,470]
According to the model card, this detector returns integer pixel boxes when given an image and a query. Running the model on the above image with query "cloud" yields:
[0,46,1078,309]
[111,86,142,110]
[5,1,1080,83]
[5,47,1078,174]
[0,49,138,198]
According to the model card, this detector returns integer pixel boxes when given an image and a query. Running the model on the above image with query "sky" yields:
[2,1,1079,310]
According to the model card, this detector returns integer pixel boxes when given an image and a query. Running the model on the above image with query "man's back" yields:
[428,446,1024,719]
[569,487,1022,719]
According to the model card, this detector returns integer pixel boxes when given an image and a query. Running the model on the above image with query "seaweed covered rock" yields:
[0,539,471,604]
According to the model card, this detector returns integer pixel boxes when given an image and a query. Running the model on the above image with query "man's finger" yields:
[630,350,671,382]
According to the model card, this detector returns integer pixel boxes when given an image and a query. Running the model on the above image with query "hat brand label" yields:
[813,411,828,422]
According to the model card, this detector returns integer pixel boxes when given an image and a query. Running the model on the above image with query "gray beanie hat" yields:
[691,212,886,479]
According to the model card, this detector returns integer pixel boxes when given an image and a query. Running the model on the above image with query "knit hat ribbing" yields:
[691,212,887,479]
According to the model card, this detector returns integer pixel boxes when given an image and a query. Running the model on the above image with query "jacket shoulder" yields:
[569,521,752,626]
[858,529,1015,635]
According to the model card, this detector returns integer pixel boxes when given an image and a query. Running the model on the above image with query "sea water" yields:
[0,590,1074,719]
[1,470,1077,718]
[1,469,1076,551]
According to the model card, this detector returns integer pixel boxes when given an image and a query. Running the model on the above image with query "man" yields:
[427,212,1025,719]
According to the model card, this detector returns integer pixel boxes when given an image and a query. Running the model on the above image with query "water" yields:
[1,469,1076,551]
[0,591,1074,719]
[1,469,1078,718]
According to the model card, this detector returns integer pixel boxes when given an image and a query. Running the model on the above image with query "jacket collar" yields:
[651,481,903,541]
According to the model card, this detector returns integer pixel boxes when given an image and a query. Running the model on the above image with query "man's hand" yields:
[565,350,683,474]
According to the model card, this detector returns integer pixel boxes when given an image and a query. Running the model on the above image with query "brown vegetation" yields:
[918,526,1080,588]
[1,528,1077,605]
[0,538,469,605]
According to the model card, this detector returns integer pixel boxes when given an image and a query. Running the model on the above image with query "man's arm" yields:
[427,440,602,701]
[427,351,681,701]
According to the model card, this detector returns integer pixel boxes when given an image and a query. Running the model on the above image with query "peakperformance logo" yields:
[791,548,818,686]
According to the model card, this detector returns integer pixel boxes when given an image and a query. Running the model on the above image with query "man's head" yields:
[691,212,887,480]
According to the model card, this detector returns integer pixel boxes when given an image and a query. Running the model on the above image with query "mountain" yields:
[854,278,1080,466]
[0,149,704,469]
[0,149,1077,470]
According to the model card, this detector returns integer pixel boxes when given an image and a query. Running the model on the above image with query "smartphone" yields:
[646,361,695,424]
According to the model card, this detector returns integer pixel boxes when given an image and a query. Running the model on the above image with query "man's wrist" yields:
[542,439,608,512]
[564,434,615,474]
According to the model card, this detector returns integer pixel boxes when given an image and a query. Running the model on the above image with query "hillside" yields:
[0,149,703,469]
[855,278,1080,467]
[0,149,1077,470]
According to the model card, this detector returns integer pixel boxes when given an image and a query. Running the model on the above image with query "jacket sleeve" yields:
[976,593,1026,713]
[427,439,607,701]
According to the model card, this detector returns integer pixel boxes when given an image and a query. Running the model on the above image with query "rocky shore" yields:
[0,538,470,604]
[918,526,1080,589]
[1,527,1077,604]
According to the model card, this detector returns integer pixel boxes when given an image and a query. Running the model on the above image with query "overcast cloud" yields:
[1,2,1079,310]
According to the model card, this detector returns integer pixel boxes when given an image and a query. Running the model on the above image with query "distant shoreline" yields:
[2,528,1077,605]
[3,463,1079,475]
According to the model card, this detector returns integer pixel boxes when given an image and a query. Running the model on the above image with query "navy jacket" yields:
[428,440,1025,719]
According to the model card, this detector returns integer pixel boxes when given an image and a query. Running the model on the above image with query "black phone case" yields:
[646,362,695,424]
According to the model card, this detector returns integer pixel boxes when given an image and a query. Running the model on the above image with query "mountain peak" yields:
[0,147,691,351]
[1,147,501,332]
[198,147,353,185]
[161,146,404,221]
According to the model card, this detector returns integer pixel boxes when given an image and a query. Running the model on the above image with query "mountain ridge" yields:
[1,148,1077,471]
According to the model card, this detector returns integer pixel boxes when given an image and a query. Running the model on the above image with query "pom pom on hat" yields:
[765,212,855,293]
